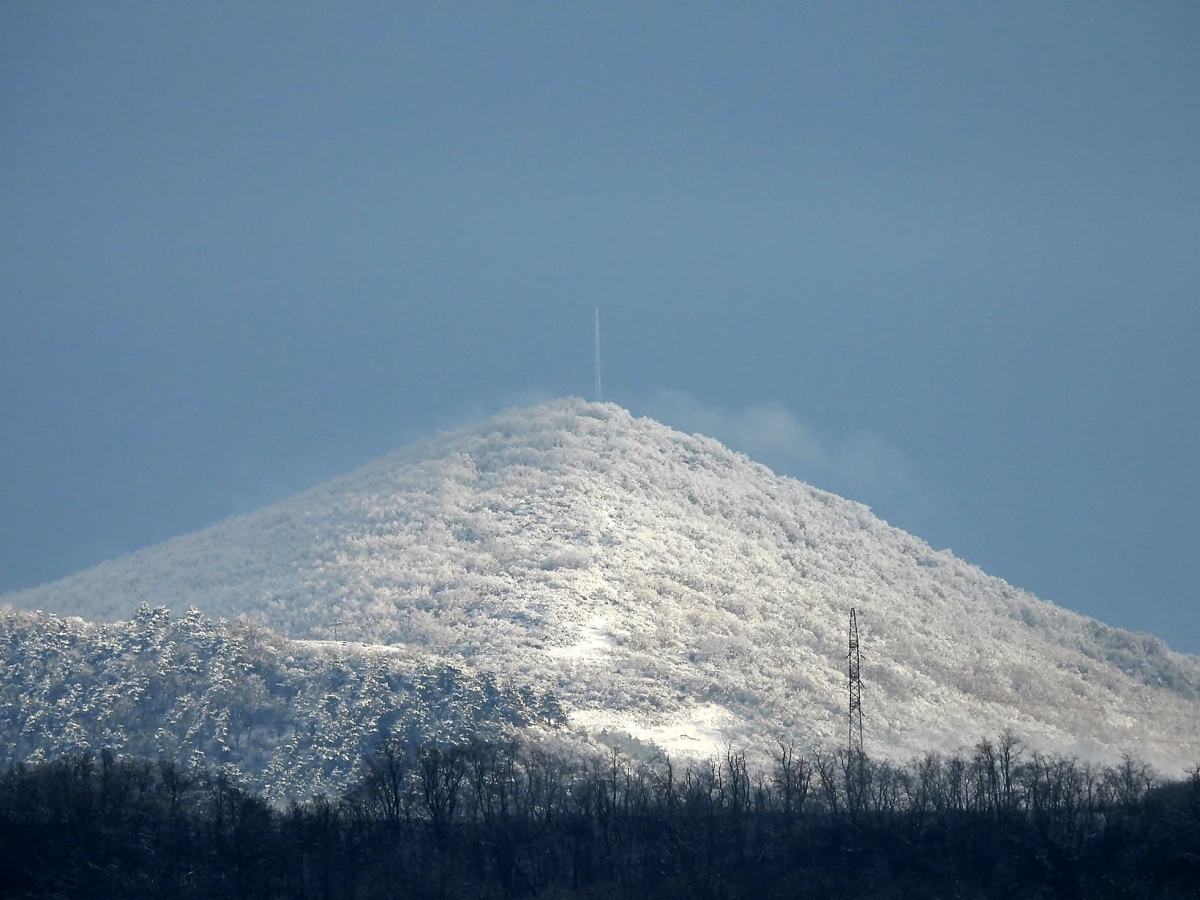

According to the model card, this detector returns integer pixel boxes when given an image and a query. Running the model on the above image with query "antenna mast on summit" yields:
[594,307,602,402]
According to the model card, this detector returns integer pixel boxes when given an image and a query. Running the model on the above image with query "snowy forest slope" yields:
[0,606,563,799]
[5,399,1200,771]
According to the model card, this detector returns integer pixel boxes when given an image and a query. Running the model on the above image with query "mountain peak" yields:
[6,399,1200,772]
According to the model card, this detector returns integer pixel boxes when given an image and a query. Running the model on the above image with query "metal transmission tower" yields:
[594,307,602,401]
[847,608,864,758]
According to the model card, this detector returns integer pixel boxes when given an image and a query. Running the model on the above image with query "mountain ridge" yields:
[6,398,1200,772]
[0,604,565,799]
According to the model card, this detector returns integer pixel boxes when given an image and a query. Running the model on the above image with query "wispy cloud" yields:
[635,389,925,515]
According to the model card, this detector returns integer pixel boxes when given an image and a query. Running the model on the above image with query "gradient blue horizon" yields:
[2,2,1199,653]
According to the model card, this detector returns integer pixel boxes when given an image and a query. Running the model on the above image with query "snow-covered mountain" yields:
[5,399,1200,773]
[0,605,562,800]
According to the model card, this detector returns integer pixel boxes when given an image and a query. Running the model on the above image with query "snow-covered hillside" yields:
[0,606,563,799]
[5,399,1200,771]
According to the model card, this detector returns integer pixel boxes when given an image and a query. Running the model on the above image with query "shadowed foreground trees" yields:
[1,737,1198,899]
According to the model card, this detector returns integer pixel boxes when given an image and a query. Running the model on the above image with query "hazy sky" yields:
[3,2,1199,653]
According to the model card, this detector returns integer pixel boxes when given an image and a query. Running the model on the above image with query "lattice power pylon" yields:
[847,607,863,758]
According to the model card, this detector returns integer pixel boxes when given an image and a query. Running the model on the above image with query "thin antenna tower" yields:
[594,307,602,402]
[847,608,863,758]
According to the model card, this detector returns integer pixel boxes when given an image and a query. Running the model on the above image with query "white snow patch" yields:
[548,616,614,662]
[292,638,411,657]
[570,703,737,759]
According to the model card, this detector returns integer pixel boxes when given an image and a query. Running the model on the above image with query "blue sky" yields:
[2,2,1199,653]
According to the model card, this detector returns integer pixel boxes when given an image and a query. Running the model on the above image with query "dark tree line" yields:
[1,735,1198,899]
